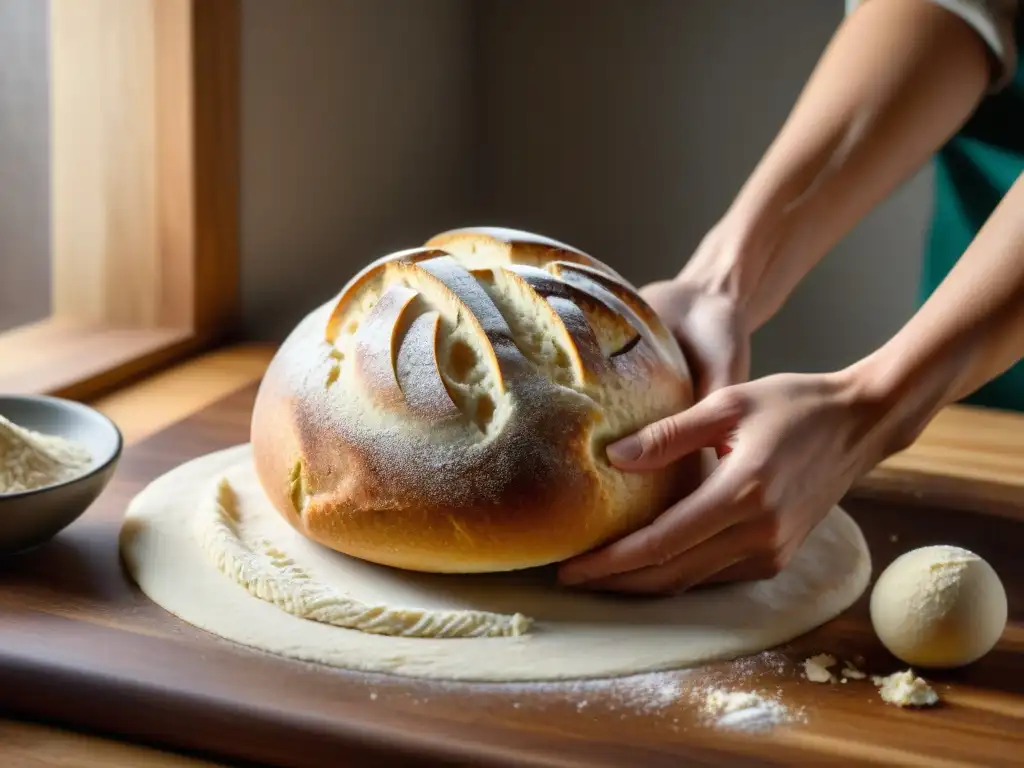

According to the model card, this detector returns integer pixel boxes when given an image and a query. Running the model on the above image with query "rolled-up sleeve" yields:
[845,0,1019,90]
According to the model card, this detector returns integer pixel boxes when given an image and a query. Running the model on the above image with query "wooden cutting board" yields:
[0,385,1021,767]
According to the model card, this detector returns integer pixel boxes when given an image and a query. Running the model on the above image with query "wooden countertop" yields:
[3,342,1023,766]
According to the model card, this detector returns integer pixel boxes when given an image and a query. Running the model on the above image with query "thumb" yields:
[607,389,745,471]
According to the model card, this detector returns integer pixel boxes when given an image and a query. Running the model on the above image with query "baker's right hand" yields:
[639,276,751,400]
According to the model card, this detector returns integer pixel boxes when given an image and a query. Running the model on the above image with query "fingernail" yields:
[607,436,642,463]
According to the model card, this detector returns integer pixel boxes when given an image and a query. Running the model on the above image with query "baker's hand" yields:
[638,278,751,399]
[558,369,895,594]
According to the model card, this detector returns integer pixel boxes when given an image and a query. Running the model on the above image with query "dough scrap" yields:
[120,444,872,683]
[873,669,939,707]
[802,653,837,683]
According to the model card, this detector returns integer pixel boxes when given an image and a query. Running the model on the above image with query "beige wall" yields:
[475,0,932,376]
[241,0,477,340]
[0,0,50,332]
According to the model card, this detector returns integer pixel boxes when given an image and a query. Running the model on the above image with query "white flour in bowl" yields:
[0,414,92,494]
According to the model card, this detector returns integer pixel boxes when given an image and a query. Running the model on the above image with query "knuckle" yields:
[656,571,698,596]
[660,581,692,596]
[762,515,786,548]
[766,547,793,577]
[627,528,673,568]
[750,514,786,560]
[734,473,775,516]
[639,417,680,459]
[710,387,748,420]
[752,526,793,578]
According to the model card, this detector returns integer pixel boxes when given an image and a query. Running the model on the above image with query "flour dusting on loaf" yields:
[250,226,699,573]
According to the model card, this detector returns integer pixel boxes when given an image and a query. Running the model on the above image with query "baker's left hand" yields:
[557,368,901,594]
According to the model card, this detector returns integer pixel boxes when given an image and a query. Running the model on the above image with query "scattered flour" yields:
[370,651,934,730]
[418,671,688,718]
[872,669,939,708]
[0,414,92,494]
[692,687,803,732]
[410,650,802,733]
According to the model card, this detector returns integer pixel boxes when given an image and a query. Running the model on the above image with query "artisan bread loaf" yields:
[250,226,700,573]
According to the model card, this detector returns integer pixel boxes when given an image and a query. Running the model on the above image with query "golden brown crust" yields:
[250,228,700,573]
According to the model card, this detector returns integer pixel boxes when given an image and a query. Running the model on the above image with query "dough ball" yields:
[869,545,1007,669]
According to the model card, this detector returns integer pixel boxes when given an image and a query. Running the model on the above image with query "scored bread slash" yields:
[250,226,703,575]
[395,310,461,422]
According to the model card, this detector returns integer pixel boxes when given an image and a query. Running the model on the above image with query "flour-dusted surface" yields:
[0,414,92,494]
[120,444,872,682]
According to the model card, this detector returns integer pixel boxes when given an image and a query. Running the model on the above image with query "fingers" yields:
[699,554,784,586]
[558,460,751,585]
[606,389,745,470]
[577,517,768,594]
[569,517,812,596]
[698,518,814,588]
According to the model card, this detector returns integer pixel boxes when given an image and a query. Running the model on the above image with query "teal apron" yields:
[923,14,1024,412]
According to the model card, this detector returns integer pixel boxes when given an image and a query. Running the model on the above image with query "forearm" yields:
[681,0,990,331]
[854,171,1024,450]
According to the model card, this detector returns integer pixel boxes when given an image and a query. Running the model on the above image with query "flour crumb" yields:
[890,533,899,543]
[803,653,837,683]
[693,687,801,732]
[369,692,378,701]
[841,661,867,680]
[0,415,92,494]
[872,669,939,708]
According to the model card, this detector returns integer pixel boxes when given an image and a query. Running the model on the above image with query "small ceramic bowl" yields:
[0,394,123,555]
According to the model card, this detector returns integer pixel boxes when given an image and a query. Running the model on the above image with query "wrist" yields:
[675,210,792,333]
[839,340,964,459]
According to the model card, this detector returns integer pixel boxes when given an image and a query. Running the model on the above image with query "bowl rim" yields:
[0,393,124,501]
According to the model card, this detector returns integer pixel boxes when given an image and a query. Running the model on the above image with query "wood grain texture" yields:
[0,384,1021,767]
[0,317,196,399]
[188,0,241,335]
[89,343,275,446]
[0,719,223,768]
[1,0,241,406]
[49,0,239,334]
[861,405,1024,519]
[50,0,160,327]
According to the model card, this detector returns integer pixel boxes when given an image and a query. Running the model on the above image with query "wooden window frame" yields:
[0,0,239,400]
